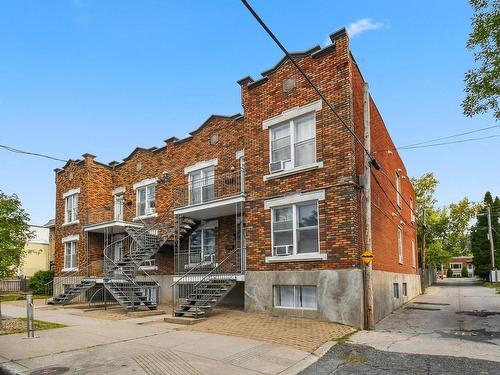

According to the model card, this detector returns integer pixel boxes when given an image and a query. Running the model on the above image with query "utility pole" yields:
[422,209,427,291]
[486,205,496,269]
[363,82,374,330]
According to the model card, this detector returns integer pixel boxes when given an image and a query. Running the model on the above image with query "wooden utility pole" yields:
[486,205,496,269]
[363,82,375,330]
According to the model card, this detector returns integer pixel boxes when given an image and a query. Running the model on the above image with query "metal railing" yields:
[174,169,243,208]
[171,247,241,316]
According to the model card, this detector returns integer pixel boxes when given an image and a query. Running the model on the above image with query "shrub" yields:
[461,266,469,278]
[28,270,54,295]
[446,268,453,278]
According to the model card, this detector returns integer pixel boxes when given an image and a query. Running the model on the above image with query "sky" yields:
[0,0,498,225]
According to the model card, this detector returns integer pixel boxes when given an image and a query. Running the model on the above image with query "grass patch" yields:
[334,329,357,344]
[339,352,367,363]
[0,294,48,302]
[0,318,65,335]
[482,282,500,294]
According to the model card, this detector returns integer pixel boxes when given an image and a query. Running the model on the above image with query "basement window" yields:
[393,283,399,299]
[274,285,317,309]
[402,282,408,297]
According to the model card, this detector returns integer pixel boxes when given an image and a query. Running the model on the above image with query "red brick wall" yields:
[350,59,418,275]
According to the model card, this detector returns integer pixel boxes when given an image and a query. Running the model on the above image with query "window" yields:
[141,256,157,269]
[136,184,156,217]
[450,263,462,269]
[274,285,317,309]
[272,201,319,256]
[397,226,403,264]
[269,112,316,173]
[411,239,416,268]
[402,282,408,297]
[410,198,415,223]
[65,193,78,223]
[189,167,215,204]
[142,288,158,303]
[64,241,77,270]
[189,227,216,264]
[393,283,399,298]
[114,194,124,221]
[395,172,401,208]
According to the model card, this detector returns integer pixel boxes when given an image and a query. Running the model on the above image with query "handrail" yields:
[192,247,240,290]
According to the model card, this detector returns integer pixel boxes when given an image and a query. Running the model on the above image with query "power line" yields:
[396,134,500,151]
[0,144,68,163]
[241,0,380,170]
[384,124,500,151]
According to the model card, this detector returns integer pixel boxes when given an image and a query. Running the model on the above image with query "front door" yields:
[189,227,216,264]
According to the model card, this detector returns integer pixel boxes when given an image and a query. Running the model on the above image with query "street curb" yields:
[0,361,29,375]
[278,341,337,375]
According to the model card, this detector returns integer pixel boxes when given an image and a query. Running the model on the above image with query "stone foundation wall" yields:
[372,270,421,322]
[244,269,364,328]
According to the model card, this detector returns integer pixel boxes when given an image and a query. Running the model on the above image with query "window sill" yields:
[274,306,318,311]
[263,162,323,181]
[265,253,327,263]
[62,220,79,227]
[133,213,158,221]
[62,267,78,272]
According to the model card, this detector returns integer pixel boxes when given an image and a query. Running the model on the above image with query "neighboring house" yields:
[50,29,418,328]
[44,219,56,271]
[17,225,50,277]
[445,256,474,278]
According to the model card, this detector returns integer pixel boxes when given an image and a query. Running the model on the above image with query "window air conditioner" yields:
[274,245,293,256]
[269,159,291,173]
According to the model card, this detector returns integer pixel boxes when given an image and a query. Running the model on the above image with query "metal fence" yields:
[0,277,29,293]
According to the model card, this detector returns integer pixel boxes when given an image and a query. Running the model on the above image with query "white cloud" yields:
[346,18,384,37]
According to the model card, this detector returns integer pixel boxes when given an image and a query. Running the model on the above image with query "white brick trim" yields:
[62,234,79,243]
[133,178,158,190]
[264,190,326,209]
[262,100,322,129]
[62,188,80,198]
[184,159,218,174]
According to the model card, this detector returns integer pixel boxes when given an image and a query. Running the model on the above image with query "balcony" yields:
[84,206,142,234]
[174,169,245,220]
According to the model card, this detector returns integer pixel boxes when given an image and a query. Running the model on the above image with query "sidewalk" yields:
[0,302,340,374]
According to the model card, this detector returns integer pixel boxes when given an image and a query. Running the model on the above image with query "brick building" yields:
[50,28,419,328]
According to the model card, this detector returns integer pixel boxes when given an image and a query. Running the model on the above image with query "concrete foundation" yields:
[372,270,421,322]
[244,269,365,328]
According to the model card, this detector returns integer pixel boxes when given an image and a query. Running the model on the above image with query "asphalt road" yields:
[301,278,500,374]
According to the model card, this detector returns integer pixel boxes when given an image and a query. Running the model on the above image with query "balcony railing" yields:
[174,169,243,208]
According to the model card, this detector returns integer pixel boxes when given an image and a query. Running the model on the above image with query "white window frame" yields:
[411,239,416,268]
[271,200,320,257]
[114,193,124,221]
[188,166,215,205]
[135,183,157,219]
[450,263,462,270]
[64,193,79,225]
[273,285,317,310]
[396,171,402,208]
[268,112,317,174]
[63,240,78,271]
[398,226,403,264]
[188,221,218,265]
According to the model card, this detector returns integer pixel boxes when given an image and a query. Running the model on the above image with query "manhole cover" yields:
[456,310,500,317]
[31,367,70,375]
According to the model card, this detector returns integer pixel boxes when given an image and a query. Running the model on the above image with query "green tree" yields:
[470,192,500,277]
[462,0,500,120]
[0,191,33,278]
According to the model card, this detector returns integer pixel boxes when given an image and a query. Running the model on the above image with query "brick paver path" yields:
[182,308,356,352]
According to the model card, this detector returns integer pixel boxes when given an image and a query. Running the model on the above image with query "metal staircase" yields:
[172,247,241,318]
[46,212,199,311]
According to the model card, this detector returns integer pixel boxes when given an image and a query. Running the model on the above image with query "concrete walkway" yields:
[351,278,500,362]
[0,303,328,374]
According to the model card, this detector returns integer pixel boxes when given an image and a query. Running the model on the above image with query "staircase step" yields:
[174,309,206,317]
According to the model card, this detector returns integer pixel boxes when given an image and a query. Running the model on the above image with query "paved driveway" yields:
[352,277,500,362]
[300,278,500,374]
[0,302,335,375]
